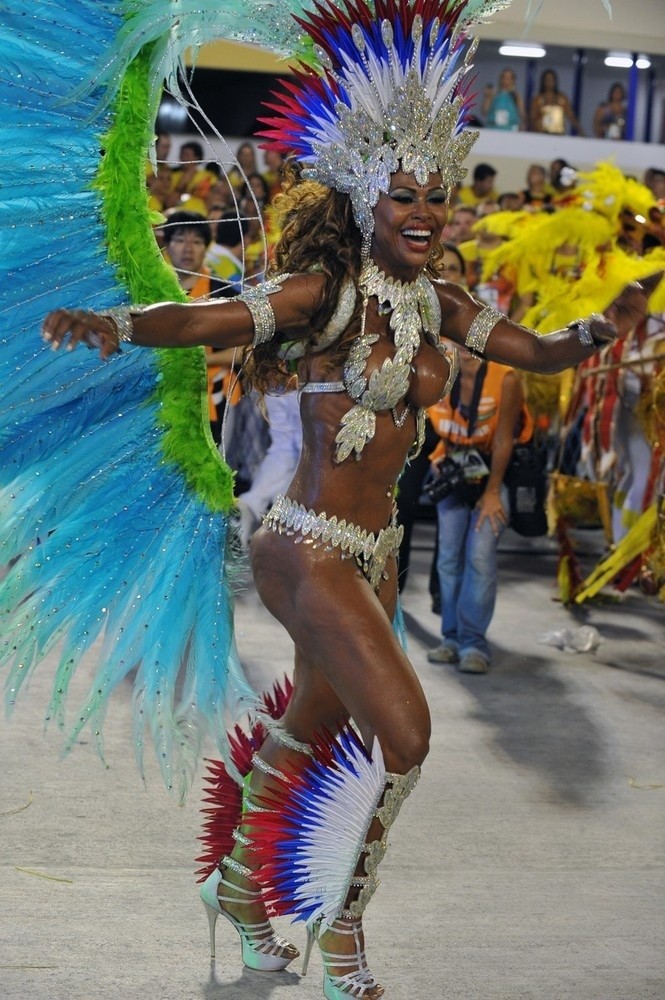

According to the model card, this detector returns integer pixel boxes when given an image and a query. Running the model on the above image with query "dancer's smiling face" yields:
[370,170,448,281]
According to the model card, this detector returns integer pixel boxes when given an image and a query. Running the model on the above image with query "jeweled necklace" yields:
[334,259,441,463]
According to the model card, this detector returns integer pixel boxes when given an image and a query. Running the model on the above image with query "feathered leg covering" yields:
[195,676,293,882]
[244,724,420,929]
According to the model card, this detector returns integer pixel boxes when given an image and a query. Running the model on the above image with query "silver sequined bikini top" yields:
[278,275,358,361]
[297,264,458,463]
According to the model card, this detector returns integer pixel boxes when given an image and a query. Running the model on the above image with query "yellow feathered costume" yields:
[475,162,664,602]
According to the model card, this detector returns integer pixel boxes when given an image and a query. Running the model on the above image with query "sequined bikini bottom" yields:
[263,494,404,591]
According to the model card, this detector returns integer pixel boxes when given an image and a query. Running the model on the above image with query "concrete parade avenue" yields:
[1,524,663,1000]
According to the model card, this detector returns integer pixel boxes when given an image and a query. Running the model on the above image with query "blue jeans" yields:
[435,486,508,662]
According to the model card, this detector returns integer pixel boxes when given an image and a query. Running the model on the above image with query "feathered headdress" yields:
[259,0,512,238]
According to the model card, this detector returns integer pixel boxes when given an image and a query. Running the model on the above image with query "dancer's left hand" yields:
[604,271,663,341]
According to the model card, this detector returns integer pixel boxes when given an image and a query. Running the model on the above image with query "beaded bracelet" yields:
[98,305,145,343]
[237,288,276,345]
[237,276,289,346]
[567,313,610,348]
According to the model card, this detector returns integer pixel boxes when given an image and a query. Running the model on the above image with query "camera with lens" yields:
[424,457,466,504]
[424,450,489,507]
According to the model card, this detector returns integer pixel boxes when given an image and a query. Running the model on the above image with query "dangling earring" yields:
[361,231,372,266]
[427,245,441,276]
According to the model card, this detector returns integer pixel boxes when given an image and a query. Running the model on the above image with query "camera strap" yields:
[449,362,487,440]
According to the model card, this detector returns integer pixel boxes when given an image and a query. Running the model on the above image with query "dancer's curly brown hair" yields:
[243,168,363,392]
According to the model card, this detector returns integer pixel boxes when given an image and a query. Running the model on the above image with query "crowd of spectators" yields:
[479,68,637,140]
[436,155,664,616]
[145,134,293,522]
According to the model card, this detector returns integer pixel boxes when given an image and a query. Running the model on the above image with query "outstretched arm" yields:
[42,273,326,358]
[434,274,662,374]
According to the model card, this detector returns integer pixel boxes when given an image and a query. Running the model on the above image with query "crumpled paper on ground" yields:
[538,625,602,653]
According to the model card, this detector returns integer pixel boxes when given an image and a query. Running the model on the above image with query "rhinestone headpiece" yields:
[259,0,512,238]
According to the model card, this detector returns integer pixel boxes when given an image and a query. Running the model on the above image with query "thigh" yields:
[251,527,430,769]
[467,496,505,570]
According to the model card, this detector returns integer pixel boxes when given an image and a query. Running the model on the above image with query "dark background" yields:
[157,69,283,137]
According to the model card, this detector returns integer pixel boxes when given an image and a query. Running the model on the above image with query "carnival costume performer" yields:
[2,1,650,998]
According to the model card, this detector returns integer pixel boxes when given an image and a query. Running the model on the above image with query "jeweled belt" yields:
[263,495,403,591]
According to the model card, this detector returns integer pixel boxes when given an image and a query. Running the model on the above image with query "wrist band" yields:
[98,305,145,343]
[239,289,276,345]
[567,313,607,348]
[464,305,503,356]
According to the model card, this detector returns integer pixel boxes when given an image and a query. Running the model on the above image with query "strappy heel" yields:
[200,855,299,970]
[302,918,384,999]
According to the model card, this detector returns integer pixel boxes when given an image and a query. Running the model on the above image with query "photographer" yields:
[427,347,532,673]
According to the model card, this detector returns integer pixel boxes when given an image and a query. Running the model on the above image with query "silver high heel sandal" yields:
[200,855,299,970]
[302,919,384,999]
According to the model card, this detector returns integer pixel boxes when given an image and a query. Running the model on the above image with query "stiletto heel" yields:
[302,927,315,976]
[203,899,219,958]
[200,861,299,970]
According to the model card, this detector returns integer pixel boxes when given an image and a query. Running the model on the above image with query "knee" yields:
[469,542,498,577]
[378,720,431,774]
[436,550,457,576]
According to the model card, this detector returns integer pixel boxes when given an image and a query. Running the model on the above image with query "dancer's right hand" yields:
[42,309,120,359]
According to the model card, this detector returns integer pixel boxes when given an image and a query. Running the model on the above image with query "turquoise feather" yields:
[75,0,313,118]
[0,0,259,800]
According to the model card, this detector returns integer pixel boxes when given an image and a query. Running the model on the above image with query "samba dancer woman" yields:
[41,3,653,997]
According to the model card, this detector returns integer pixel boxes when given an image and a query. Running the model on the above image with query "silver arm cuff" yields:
[464,305,503,356]
[239,288,276,345]
[238,276,289,346]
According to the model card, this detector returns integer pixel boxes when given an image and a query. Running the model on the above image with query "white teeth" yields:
[402,229,431,237]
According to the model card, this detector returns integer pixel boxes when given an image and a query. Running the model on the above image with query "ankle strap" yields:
[232,827,253,848]
[220,855,254,881]
[251,751,287,780]
[317,923,380,995]
[244,795,271,814]
[241,770,272,815]
[324,917,363,936]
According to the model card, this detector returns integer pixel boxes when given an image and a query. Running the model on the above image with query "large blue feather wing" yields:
[0,0,265,800]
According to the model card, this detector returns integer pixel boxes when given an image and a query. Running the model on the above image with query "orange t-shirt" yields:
[428,362,532,462]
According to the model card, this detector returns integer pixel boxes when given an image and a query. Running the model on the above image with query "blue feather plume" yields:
[0,0,260,800]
